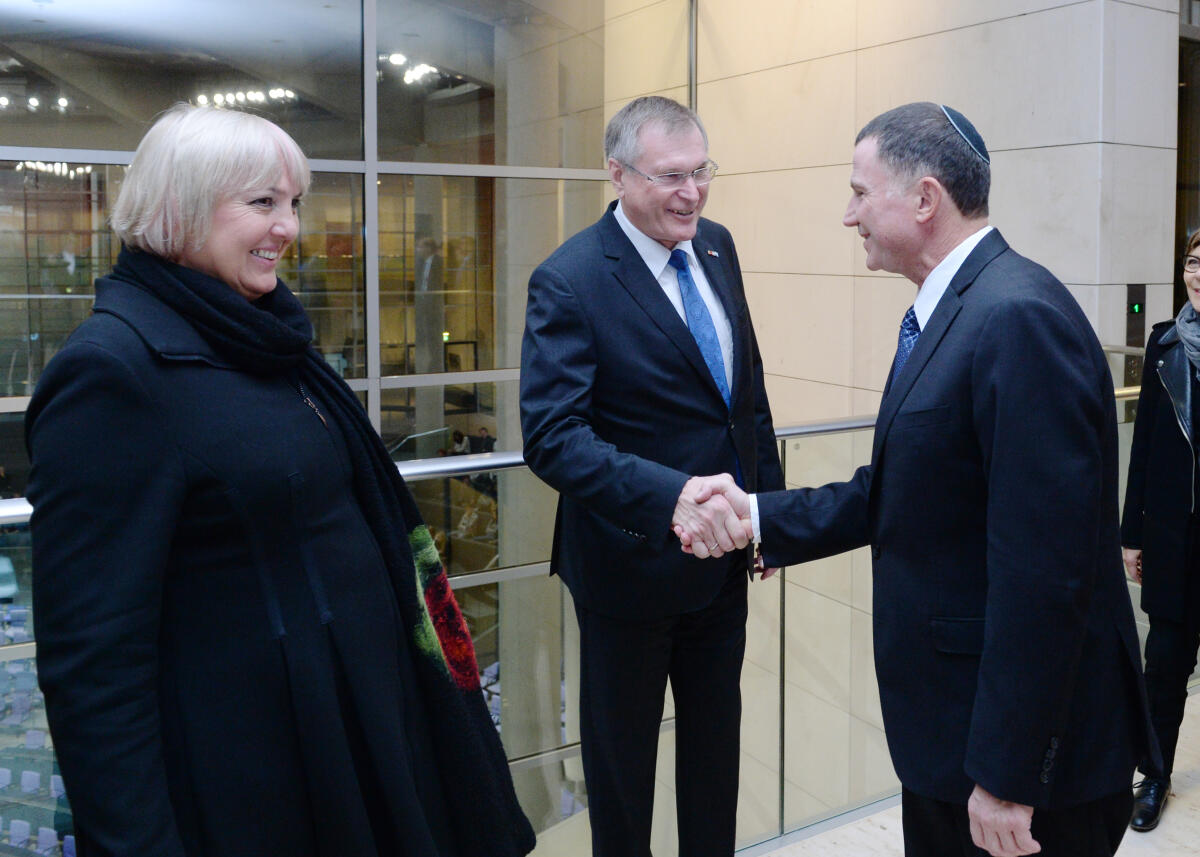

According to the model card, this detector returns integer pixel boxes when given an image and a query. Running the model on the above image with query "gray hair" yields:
[110,103,311,259]
[856,102,989,219]
[604,96,708,166]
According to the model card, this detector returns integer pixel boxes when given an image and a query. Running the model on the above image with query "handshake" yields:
[671,474,775,575]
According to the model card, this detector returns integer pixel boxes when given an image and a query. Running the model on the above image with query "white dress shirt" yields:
[748,225,995,545]
[613,202,734,391]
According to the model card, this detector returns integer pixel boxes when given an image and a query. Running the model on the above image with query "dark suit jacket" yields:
[1121,320,1200,621]
[520,202,784,620]
[756,229,1156,809]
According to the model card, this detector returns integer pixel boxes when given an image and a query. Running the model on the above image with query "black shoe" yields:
[1130,777,1170,831]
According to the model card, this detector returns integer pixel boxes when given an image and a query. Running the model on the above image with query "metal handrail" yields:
[0,393,1144,526]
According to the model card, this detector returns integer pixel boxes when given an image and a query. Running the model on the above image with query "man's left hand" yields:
[967,784,1040,857]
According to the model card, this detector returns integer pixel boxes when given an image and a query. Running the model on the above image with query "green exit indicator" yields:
[1129,302,1142,314]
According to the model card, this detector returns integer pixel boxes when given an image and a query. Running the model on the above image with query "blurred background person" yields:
[25,104,533,857]
[1121,228,1200,833]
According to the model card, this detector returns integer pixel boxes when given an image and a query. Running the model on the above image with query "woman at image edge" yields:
[1121,228,1200,834]
[24,104,534,857]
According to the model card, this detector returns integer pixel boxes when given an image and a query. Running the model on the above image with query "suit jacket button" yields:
[1039,772,1050,784]
[872,546,881,559]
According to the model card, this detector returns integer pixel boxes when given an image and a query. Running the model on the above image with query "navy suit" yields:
[755,231,1156,819]
[521,202,783,855]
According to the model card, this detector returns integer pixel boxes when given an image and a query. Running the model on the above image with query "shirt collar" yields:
[913,225,993,329]
[614,201,697,277]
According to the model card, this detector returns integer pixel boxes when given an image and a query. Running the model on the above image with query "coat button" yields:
[1050,737,1059,749]
[872,545,881,559]
[1040,772,1050,784]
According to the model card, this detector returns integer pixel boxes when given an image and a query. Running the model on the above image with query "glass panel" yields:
[378,175,605,376]
[0,2,363,158]
[0,161,119,395]
[0,525,32,645]
[377,0,610,168]
[407,467,556,577]
[280,172,367,379]
[0,655,68,851]
[458,571,589,843]
[737,569,781,849]
[0,162,364,391]
[778,429,900,833]
[380,379,519,458]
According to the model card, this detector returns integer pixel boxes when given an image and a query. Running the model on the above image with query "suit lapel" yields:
[872,229,1009,462]
[599,211,728,406]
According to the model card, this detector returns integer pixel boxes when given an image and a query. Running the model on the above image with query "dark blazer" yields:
[1121,320,1200,621]
[755,229,1155,809]
[26,277,455,856]
[520,202,784,620]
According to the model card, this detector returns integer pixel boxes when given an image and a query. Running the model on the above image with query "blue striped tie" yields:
[668,249,730,409]
[892,306,920,377]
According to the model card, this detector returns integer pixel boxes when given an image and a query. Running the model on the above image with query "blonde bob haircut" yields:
[110,103,311,260]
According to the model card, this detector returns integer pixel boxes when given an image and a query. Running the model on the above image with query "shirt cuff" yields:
[749,493,761,543]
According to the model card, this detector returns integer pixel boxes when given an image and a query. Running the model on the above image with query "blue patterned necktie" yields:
[892,306,921,377]
[668,248,731,408]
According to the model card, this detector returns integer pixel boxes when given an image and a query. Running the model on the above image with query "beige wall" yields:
[698,0,1179,426]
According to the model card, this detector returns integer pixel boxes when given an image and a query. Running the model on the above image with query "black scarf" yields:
[111,248,535,857]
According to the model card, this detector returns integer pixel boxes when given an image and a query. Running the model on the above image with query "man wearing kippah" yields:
[682,102,1158,857]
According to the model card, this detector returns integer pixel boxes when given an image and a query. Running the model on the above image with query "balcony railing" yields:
[0,391,1147,856]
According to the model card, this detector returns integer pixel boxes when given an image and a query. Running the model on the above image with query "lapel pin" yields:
[707,249,719,257]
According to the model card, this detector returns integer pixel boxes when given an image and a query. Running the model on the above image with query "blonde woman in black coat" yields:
[25,104,533,857]
[1121,228,1200,833]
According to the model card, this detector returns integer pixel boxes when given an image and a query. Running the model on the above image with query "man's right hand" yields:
[671,475,748,559]
[1122,547,1143,584]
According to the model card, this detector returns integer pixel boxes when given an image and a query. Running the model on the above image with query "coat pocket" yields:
[891,404,951,431]
[930,616,985,655]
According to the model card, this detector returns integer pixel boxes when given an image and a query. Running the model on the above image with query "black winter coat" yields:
[1122,319,1200,622]
[26,276,458,857]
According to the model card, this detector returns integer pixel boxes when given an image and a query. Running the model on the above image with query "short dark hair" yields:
[856,102,989,219]
[604,96,708,166]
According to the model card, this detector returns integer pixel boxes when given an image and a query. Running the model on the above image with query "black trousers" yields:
[1140,613,1200,778]
[573,567,748,857]
[901,788,1132,857]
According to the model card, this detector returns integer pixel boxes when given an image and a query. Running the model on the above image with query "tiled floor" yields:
[758,693,1200,857]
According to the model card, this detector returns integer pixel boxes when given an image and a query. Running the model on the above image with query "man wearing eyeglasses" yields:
[520,96,784,857]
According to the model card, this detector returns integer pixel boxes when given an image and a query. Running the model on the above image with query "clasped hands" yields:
[671,474,778,577]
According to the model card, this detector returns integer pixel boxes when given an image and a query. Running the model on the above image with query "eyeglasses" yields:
[621,161,719,189]
[1185,255,1200,273]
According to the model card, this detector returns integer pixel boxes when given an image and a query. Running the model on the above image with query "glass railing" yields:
[0,395,1152,856]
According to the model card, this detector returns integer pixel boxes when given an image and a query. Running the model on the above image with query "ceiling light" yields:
[403,63,438,85]
[27,96,38,109]
[196,94,208,105]
[0,97,8,108]
[389,52,406,66]
[56,97,67,108]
